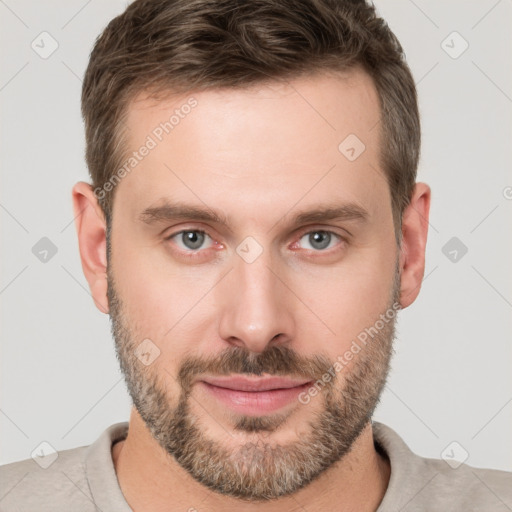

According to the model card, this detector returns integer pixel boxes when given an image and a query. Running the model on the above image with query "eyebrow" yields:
[138,200,369,231]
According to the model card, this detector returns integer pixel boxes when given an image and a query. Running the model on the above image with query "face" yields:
[106,68,400,500]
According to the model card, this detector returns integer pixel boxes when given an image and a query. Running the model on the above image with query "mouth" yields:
[198,375,313,415]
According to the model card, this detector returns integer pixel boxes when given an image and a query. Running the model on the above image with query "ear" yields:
[71,182,109,314]
[398,182,431,308]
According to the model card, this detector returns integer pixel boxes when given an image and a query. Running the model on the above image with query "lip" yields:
[199,375,313,416]
[201,375,312,392]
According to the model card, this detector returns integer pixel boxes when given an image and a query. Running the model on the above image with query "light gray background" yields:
[1,0,511,472]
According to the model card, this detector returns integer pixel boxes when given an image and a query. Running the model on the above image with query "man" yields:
[1,0,511,510]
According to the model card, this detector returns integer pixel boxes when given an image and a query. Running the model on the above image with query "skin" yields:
[72,67,430,511]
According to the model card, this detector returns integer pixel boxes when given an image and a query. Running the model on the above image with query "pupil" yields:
[183,231,204,249]
[310,231,330,250]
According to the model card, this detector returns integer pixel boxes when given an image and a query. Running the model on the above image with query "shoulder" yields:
[0,422,129,512]
[0,444,93,511]
[420,456,512,506]
[373,421,512,512]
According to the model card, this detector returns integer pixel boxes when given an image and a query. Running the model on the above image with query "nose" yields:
[217,247,296,353]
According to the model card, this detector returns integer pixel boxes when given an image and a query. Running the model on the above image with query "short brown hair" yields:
[82,0,420,234]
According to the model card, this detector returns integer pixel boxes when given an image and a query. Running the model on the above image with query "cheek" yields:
[111,234,224,354]
[291,246,397,352]
[109,232,175,339]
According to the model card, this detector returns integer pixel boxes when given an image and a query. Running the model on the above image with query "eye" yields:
[167,230,214,252]
[296,230,343,251]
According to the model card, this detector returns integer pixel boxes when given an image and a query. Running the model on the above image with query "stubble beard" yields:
[107,260,399,501]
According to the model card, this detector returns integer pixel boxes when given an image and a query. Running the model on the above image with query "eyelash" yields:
[164,228,347,260]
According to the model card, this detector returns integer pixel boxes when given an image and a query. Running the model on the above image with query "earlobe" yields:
[398,182,431,309]
[71,181,110,314]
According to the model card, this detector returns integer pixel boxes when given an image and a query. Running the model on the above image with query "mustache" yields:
[176,344,334,394]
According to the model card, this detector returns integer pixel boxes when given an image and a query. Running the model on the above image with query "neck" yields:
[112,408,390,512]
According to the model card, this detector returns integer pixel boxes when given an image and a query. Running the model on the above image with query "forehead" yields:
[115,68,388,226]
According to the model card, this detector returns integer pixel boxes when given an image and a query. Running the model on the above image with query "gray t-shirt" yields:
[1,421,511,511]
